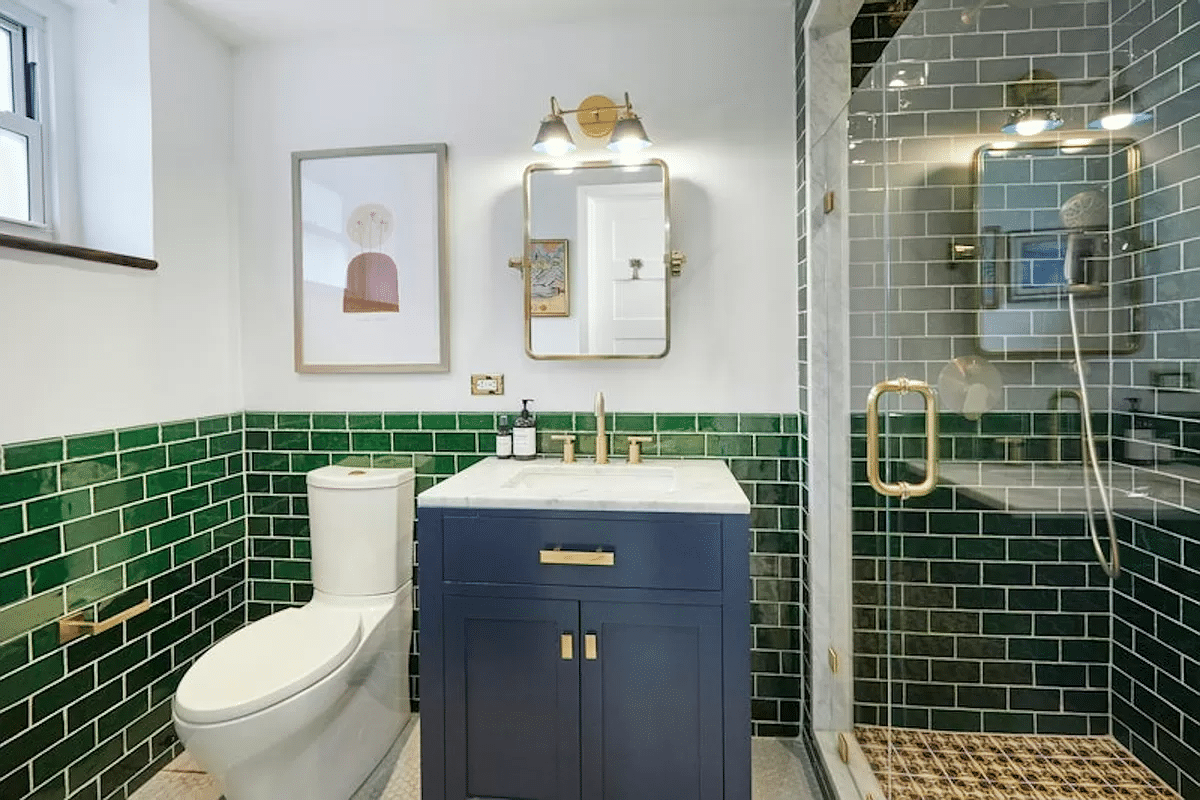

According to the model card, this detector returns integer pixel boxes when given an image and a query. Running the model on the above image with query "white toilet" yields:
[173,466,415,800]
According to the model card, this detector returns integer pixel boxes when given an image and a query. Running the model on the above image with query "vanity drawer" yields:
[440,511,723,591]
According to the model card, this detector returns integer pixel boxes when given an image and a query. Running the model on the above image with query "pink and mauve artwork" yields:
[344,203,400,313]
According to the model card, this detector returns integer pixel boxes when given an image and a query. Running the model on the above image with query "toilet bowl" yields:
[172,466,415,800]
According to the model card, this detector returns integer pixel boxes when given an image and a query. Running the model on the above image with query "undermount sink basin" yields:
[502,464,678,493]
[417,457,750,514]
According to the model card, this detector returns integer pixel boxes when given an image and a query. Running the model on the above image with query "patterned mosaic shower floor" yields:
[856,726,1181,800]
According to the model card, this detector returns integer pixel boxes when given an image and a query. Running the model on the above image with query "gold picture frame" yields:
[528,238,569,317]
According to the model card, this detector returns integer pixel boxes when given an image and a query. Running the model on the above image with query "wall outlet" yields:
[471,374,504,395]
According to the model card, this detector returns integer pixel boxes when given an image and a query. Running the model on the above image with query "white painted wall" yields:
[0,0,241,444]
[234,10,798,413]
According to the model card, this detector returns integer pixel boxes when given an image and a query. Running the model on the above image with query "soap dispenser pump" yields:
[513,399,537,460]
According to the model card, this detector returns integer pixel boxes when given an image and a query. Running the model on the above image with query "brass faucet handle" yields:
[626,436,653,465]
[550,434,577,463]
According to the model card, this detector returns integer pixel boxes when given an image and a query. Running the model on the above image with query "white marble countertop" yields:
[418,457,751,514]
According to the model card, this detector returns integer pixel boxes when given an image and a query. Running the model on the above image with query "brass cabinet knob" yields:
[626,436,653,464]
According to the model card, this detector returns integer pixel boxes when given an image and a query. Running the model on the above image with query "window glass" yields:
[0,126,29,221]
[1,27,12,114]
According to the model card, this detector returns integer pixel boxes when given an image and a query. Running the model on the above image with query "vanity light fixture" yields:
[1001,108,1064,136]
[1000,69,1063,136]
[1087,83,1153,130]
[531,93,652,156]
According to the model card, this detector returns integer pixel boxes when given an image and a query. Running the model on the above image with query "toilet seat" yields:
[174,606,362,724]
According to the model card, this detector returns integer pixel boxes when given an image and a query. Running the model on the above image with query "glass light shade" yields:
[607,114,652,153]
[1086,105,1153,130]
[1001,108,1063,136]
[532,115,576,156]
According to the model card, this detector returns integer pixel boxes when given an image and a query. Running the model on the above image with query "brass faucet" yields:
[594,391,608,464]
[1048,388,1085,462]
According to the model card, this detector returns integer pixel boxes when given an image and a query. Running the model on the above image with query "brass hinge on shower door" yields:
[865,377,940,499]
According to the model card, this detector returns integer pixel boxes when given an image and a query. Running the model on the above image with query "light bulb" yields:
[1014,117,1050,136]
[1100,112,1135,130]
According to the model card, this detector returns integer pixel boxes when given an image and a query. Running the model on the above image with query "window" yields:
[0,0,44,229]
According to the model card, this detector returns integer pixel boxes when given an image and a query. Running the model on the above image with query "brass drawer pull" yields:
[561,632,574,660]
[585,632,598,660]
[539,548,615,567]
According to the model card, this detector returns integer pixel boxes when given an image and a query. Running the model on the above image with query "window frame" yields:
[0,0,46,231]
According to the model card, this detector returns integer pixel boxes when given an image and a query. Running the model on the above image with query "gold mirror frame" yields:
[519,158,675,360]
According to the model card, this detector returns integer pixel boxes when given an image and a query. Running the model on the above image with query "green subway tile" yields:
[274,560,310,581]
[293,540,311,559]
[146,466,188,498]
[27,490,91,530]
[290,454,330,473]
[415,476,435,494]
[533,413,572,432]
[161,421,198,443]
[229,497,246,518]
[415,454,456,475]
[740,415,782,433]
[171,486,210,516]
[0,506,22,539]
[658,434,705,456]
[351,432,391,451]
[311,432,350,452]
[245,412,276,429]
[656,414,697,432]
[94,477,145,512]
[168,439,208,466]
[189,458,227,484]
[383,413,418,430]
[420,413,457,430]
[276,413,312,430]
[66,432,115,459]
[211,476,243,503]
[117,425,159,450]
[251,495,290,515]
[332,455,370,468]
[980,413,1029,435]
[372,454,414,470]
[393,432,434,451]
[32,550,94,592]
[614,414,655,432]
[698,415,739,433]
[174,533,212,564]
[210,431,242,456]
[782,416,800,434]
[707,435,754,457]
[456,454,486,471]
[149,518,191,549]
[63,512,121,550]
[252,452,290,472]
[126,550,170,584]
[65,566,124,612]
[434,433,476,453]
[729,459,778,481]
[119,446,167,478]
[96,531,148,569]
[253,582,291,602]
[197,415,232,436]
[573,413,601,433]
[0,572,26,606]
[3,439,63,470]
[214,519,244,547]
[0,638,24,674]
[756,483,800,506]
[193,504,229,533]
[226,452,244,473]
[0,652,64,710]
[755,435,799,457]
[3,529,61,570]
[122,498,169,530]
[348,414,383,430]
[271,431,309,451]
[0,467,58,505]
[0,591,60,643]
[313,413,348,429]
[457,413,497,431]
[60,456,118,490]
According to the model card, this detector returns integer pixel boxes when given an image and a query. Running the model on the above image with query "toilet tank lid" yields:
[173,606,362,724]
[307,465,415,489]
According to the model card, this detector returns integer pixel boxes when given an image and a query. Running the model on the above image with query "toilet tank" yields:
[306,466,415,596]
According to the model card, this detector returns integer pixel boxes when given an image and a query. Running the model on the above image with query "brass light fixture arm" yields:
[549,92,634,119]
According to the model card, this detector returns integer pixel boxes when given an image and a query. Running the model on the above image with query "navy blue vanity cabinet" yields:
[418,506,750,800]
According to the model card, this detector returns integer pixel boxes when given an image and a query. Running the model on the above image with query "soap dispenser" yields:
[1125,398,1156,463]
[496,414,513,459]
[513,399,537,460]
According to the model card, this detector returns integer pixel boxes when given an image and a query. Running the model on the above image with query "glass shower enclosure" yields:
[804,0,1200,797]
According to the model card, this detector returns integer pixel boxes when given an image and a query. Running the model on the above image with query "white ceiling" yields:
[170,0,794,46]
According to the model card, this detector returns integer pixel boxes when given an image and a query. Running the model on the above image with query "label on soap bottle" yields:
[513,426,536,460]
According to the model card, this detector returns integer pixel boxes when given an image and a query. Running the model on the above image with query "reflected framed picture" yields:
[1006,230,1068,301]
[528,238,569,317]
[292,143,449,372]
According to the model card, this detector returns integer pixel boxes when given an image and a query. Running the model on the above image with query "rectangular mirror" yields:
[974,139,1142,357]
[524,159,671,359]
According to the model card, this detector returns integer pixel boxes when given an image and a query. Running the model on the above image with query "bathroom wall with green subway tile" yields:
[243,410,805,736]
[0,414,246,800]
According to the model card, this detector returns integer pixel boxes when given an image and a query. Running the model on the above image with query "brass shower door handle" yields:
[865,378,939,499]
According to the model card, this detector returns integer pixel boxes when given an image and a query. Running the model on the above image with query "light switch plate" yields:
[471,374,504,395]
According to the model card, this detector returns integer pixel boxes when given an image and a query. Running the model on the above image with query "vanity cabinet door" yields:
[579,601,725,800]
[442,595,582,800]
